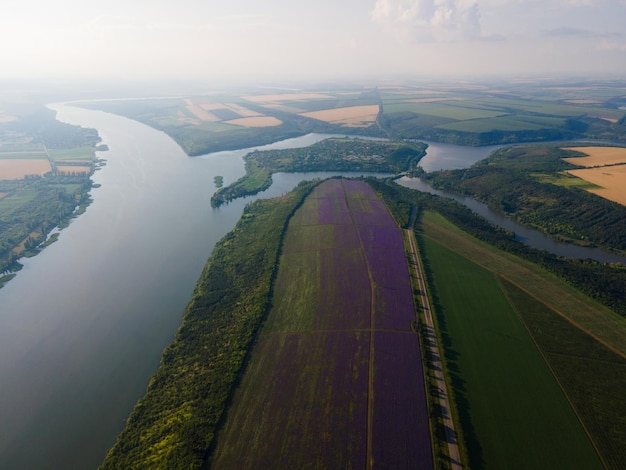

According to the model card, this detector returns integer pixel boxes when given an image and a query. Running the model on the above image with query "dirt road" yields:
[406,229,463,469]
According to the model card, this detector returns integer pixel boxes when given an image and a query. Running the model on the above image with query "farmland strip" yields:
[210,179,432,468]
[341,179,378,469]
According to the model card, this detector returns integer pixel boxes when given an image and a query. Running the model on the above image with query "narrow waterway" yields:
[397,176,626,264]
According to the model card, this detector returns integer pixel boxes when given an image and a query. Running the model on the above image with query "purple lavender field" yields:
[211,179,432,468]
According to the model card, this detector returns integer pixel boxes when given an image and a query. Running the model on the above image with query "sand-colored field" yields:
[299,105,379,127]
[184,100,220,122]
[176,110,200,126]
[0,159,52,179]
[562,146,626,167]
[186,100,264,122]
[224,103,261,117]
[587,114,619,123]
[56,165,92,175]
[566,164,626,206]
[261,103,306,114]
[199,102,229,111]
[243,93,333,103]
[224,116,282,128]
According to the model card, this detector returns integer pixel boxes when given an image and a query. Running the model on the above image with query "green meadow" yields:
[421,235,602,469]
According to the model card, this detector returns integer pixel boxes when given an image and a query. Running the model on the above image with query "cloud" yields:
[371,0,482,42]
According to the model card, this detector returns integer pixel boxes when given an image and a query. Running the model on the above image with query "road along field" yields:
[210,179,433,468]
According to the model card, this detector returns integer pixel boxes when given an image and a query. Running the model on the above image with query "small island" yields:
[210,137,426,207]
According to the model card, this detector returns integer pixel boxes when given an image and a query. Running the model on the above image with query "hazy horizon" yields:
[2,0,626,84]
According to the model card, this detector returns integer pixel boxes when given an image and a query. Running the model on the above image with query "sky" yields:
[1,0,626,83]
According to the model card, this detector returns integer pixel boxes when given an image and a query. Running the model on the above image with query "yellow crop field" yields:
[184,99,220,122]
[299,105,379,127]
[224,103,261,117]
[0,159,52,179]
[225,116,282,127]
[199,103,228,111]
[260,103,306,114]
[566,164,626,206]
[563,146,626,167]
[56,165,91,175]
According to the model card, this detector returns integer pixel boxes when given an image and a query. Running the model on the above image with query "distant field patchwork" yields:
[180,97,283,128]
[421,219,604,469]
[0,159,51,179]
[299,105,380,127]
[210,179,432,468]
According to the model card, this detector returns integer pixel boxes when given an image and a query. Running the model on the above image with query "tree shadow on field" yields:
[416,228,485,470]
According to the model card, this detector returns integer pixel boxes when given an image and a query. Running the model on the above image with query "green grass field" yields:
[421,211,626,357]
[0,190,38,212]
[47,147,94,161]
[501,279,626,470]
[530,172,601,189]
[468,96,623,118]
[434,116,545,132]
[382,102,508,121]
[421,235,602,469]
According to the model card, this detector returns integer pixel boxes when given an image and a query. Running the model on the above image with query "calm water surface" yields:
[417,140,503,172]
[397,176,626,264]
[0,105,387,469]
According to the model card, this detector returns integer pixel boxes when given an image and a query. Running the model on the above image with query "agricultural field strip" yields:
[562,146,626,167]
[561,146,626,206]
[497,278,608,468]
[421,212,626,359]
[352,191,377,469]
[422,237,604,469]
[210,179,432,468]
[497,271,626,361]
[406,228,462,469]
[346,180,434,466]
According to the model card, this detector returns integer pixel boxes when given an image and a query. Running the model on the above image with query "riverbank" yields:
[0,104,104,288]
[100,180,319,468]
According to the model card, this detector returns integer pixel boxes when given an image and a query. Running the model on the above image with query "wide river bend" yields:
[0,104,621,469]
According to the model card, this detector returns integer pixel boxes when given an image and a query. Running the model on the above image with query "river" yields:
[0,105,621,469]
[0,105,385,469]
